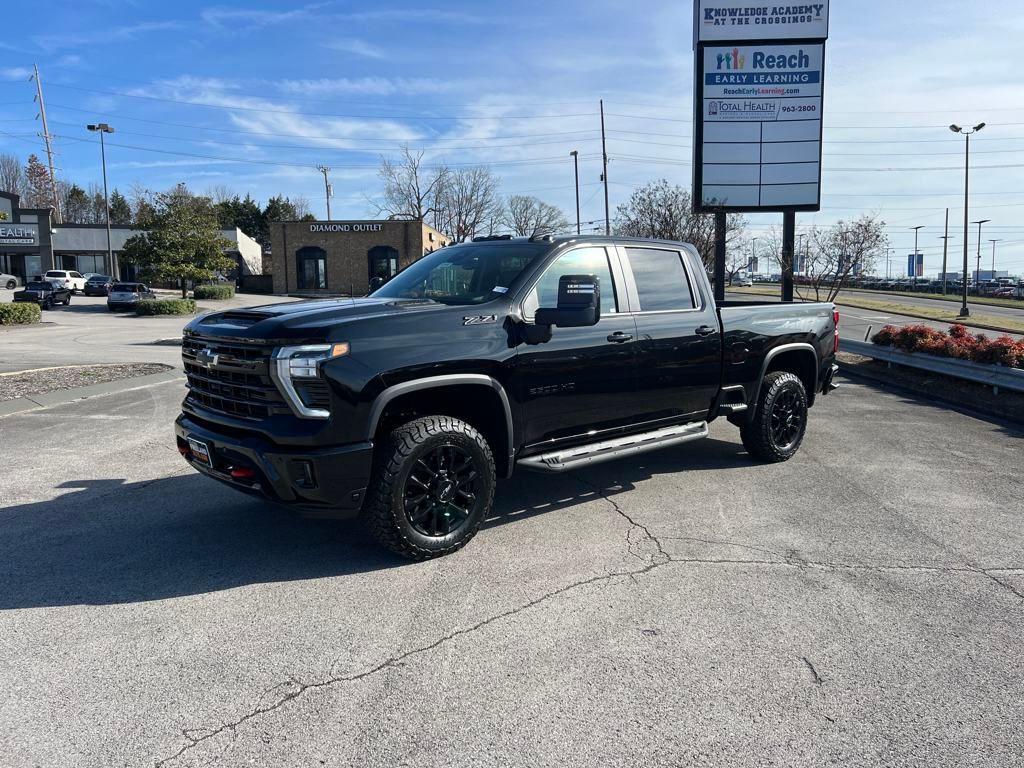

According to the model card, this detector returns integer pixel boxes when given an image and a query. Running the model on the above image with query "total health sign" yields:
[693,1,829,213]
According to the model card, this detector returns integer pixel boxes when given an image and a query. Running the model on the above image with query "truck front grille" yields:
[182,336,290,420]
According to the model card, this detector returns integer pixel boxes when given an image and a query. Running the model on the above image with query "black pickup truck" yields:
[13,280,72,309]
[175,236,838,559]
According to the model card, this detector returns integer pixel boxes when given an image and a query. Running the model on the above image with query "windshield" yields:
[371,243,549,305]
[88,275,111,282]
[111,284,139,293]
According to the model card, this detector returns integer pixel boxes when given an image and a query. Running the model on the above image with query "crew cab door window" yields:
[523,246,618,320]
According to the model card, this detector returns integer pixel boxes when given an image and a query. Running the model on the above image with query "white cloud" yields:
[33,21,183,52]
[276,77,462,97]
[199,3,330,32]
[322,38,386,60]
[0,67,32,80]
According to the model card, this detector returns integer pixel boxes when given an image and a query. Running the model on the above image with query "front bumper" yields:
[174,413,373,519]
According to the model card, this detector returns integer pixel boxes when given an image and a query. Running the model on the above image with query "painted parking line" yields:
[838,310,893,322]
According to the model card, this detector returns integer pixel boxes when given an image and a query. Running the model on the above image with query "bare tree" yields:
[0,153,25,197]
[613,179,745,272]
[503,195,570,237]
[802,215,887,301]
[372,145,449,228]
[436,166,501,242]
[204,184,235,204]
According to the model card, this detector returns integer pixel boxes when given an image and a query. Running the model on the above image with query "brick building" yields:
[269,219,450,296]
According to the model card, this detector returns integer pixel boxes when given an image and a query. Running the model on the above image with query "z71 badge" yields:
[463,315,498,325]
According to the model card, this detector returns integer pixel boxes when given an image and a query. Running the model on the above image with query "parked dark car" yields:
[13,280,72,309]
[84,275,114,296]
[107,283,157,311]
[175,236,840,560]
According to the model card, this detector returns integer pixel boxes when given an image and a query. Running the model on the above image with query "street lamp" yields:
[750,237,758,274]
[971,218,990,289]
[950,122,985,316]
[87,123,116,279]
[910,225,924,287]
[989,239,1001,275]
[569,150,580,235]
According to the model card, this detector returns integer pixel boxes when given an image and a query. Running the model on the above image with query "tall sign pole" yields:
[692,1,829,302]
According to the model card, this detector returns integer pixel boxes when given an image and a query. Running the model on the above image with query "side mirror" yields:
[535,274,600,328]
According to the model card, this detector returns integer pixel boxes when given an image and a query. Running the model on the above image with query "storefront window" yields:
[296,246,327,290]
[367,246,400,286]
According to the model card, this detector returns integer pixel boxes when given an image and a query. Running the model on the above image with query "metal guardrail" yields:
[841,338,1024,394]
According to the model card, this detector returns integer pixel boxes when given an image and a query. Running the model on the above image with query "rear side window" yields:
[46,271,66,277]
[625,248,696,312]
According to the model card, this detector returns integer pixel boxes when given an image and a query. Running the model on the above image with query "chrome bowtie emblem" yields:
[195,348,219,368]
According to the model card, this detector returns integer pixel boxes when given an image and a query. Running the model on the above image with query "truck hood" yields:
[187,296,457,341]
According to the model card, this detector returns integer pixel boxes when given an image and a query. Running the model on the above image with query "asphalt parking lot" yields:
[1,371,1021,767]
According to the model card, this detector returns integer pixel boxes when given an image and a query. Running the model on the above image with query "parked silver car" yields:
[1,272,20,290]
[107,282,157,311]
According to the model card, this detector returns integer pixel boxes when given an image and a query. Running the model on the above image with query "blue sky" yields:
[2,0,1024,275]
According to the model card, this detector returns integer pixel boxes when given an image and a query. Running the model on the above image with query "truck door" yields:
[515,245,641,451]
[620,245,722,421]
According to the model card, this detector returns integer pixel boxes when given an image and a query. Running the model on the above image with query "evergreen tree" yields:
[62,184,92,223]
[108,189,132,224]
[24,154,54,209]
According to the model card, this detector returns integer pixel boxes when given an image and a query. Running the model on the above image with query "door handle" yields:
[695,325,718,337]
[606,332,633,343]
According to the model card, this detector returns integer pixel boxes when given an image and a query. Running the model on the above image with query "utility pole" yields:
[569,150,580,235]
[31,64,62,224]
[599,99,610,236]
[317,165,332,220]
[750,237,758,273]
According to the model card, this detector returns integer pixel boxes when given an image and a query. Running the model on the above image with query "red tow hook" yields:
[229,466,257,481]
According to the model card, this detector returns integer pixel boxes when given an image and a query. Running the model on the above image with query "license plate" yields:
[187,437,212,466]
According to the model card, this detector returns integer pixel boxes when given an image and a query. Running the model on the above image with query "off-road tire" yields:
[364,415,496,560]
[740,371,808,463]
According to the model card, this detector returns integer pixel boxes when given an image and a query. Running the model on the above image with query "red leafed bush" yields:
[871,324,1023,369]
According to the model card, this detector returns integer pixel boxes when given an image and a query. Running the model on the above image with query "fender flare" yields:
[747,342,819,417]
[366,374,515,465]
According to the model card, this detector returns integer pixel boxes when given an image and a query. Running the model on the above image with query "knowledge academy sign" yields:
[696,1,828,41]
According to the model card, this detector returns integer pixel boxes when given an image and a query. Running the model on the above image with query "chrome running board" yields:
[518,421,709,473]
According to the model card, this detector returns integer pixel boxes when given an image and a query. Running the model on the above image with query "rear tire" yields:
[5,280,14,290]
[63,294,71,305]
[364,415,495,560]
[740,371,808,463]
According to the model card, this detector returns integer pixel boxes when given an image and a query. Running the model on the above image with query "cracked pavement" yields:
[1,375,1022,767]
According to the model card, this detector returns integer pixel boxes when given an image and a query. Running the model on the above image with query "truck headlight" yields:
[271,343,349,418]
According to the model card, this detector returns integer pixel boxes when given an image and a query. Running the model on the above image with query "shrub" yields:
[0,302,42,325]
[135,298,197,316]
[871,323,1023,369]
[193,283,235,300]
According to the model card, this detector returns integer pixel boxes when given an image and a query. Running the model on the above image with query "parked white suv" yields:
[44,270,87,293]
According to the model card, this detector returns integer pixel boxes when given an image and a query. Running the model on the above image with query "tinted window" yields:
[626,248,695,312]
[46,271,66,277]
[26,282,49,290]
[528,246,617,317]
[87,275,111,282]
[111,284,140,293]
[70,272,83,278]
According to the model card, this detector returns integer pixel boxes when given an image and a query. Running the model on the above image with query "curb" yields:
[0,369,185,419]
[834,301,1022,336]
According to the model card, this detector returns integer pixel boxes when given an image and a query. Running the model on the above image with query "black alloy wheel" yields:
[364,415,496,560]
[403,444,479,538]
[769,388,803,451]
[740,371,809,463]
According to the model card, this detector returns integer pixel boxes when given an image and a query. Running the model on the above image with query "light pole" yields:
[886,247,892,280]
[87,123,116,278]
[938,233,953,295]
[950,122,985,317]
[569,150,580,235]
[972,218,990,289]
[750,237,758,274]
[989,238,1001,277]
[797,233,806,274]
[910,225,924,287]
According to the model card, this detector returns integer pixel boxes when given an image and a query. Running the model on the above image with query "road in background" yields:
[0,292,298,373]
[726,291,1024,342]
[1,376,1022,767]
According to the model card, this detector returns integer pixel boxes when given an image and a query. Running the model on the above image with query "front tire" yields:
[5,280,14,290]
[740,371,809,463]
[63,293,71,305]
[364,415,496,560]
